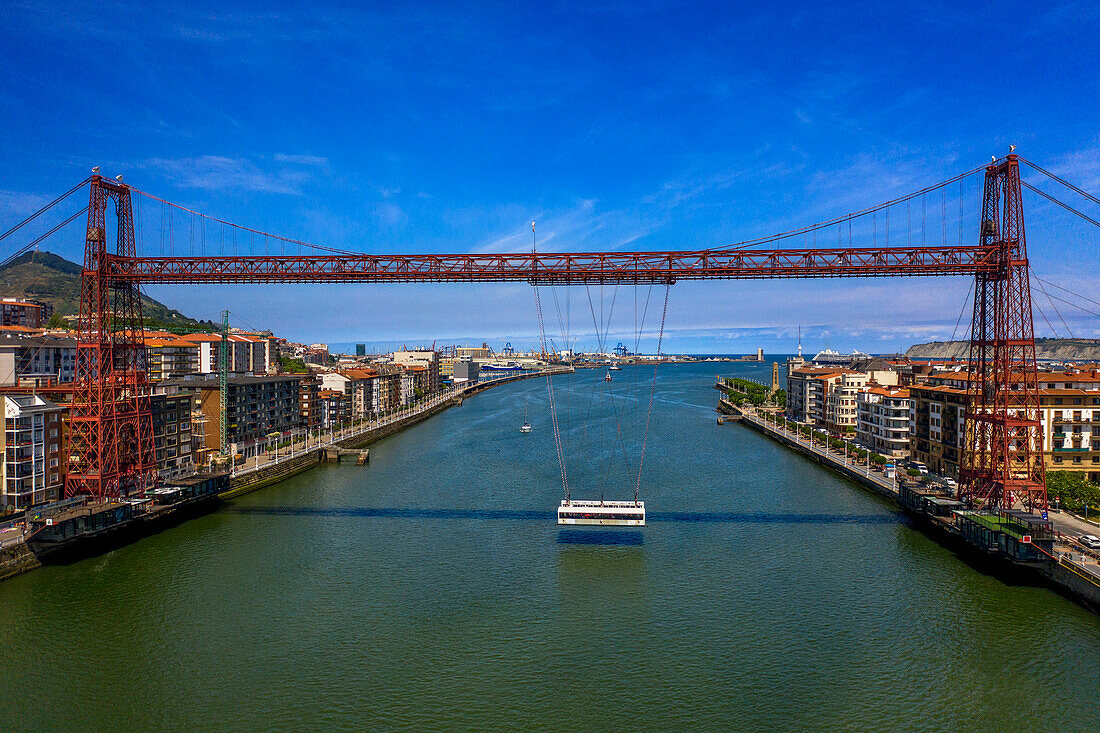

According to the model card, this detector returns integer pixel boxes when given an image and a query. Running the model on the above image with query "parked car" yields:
[1079,535,1100,550]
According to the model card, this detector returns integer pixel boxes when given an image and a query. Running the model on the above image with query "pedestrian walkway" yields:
[730,402,900,497]
[231,370,562,478]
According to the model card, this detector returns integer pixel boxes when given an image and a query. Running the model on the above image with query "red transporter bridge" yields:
[63,155,1046,513]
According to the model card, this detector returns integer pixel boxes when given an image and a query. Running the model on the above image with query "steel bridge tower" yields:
[64,176,156,499]
[959,155,1047,512]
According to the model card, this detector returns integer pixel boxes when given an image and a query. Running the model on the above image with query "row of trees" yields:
[777,417,890,465]
[724,377,783,407]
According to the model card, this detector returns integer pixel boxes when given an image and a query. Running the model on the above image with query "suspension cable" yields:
[0,177,90,245]
[129,187,368,256]
[634,281,670,503]
[711,165,986,251]
[1033,277,1074,338]
[1020,181,1100,228]
[1019,156,1100,207]
[1032,274,1100,311]
[532,223,568,501]
[0,206,89,269]
[949,278,974,344]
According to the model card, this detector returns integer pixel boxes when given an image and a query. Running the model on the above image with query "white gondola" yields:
[557,499,645,527]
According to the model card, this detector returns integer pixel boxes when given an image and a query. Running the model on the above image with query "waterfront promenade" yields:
[717,394,1100,608]
[0,368,568,575]
[228,369,565,483]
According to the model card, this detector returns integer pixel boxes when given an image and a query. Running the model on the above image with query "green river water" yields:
[1,362,1097,731]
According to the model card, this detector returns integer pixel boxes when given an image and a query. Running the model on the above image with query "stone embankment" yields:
[221,369,565,500]
[0,369,568,583]
[717,398,1100,611]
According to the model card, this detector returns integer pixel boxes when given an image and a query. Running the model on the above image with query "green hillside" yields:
[0,251,208,330]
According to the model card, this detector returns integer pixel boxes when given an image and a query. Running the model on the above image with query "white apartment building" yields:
[1,395,64,509]
[856,386,911,458]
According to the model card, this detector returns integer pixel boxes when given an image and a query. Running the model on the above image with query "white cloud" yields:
[145,155,316,194]
[273,154,328,166]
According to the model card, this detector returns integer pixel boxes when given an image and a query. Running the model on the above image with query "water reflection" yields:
[556,529,645,545]
[225,505,895,525]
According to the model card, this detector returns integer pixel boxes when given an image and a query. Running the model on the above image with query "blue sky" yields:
[1,0,1098,354]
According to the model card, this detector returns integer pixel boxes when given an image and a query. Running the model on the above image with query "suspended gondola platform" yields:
[557,499,646,527]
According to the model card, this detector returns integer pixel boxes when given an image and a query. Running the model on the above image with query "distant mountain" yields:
[0,251,205,328]
[906,339,1100,361]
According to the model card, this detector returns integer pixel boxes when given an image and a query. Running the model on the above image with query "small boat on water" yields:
[609,365,622,371]
[519,398,532,433]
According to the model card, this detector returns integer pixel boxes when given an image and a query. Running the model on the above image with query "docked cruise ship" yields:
[811,348,870,366]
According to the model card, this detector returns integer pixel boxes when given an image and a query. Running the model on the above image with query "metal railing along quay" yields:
[231,369,562,479]
[734,404,901,497]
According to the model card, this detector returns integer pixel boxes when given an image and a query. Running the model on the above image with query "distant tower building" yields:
[355,344,366,357]
[756,347,764,362]
[772,362,780,392]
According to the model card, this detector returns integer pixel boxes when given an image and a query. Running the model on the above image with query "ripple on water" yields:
[0,363,1097,732]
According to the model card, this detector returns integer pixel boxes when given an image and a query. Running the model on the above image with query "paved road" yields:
[1049,510,1100,538]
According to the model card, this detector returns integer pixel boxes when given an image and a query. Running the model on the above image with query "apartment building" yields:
[824,371,902,433]
[1,394,64,509]
[145,338,200,381]
[0,333,76,385]
[166,374,301,459]
[908,383,967,479]
[456,345,492,359]
[298,375,321,429]
[856,386,911,458]
[320,369,376,419]
[0,298,49,328]
[180,333,275,375]
[151,383,197,475]
[1037,370,1100,482]
[392,350,440,393]
[369,369,401,415]
[787,367,842,424]
[318,390,345,429]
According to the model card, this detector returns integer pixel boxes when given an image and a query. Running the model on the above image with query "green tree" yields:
[278,355,309,374]
[47,313,68,329]
[1047,471,1100,513]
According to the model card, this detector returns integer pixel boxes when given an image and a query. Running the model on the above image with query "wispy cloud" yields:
[272,153,328,166]
[145,155,320,194]
[0,189,52,218]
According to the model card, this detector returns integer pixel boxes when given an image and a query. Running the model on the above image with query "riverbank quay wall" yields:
[0,370,564,583]
[720,399,1100,611]
[0,542,40,581]
[220,368,564,500]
